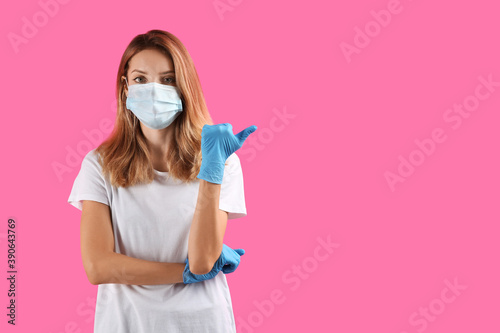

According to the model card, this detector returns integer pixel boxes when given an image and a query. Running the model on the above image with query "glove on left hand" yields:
[197,123,257,184]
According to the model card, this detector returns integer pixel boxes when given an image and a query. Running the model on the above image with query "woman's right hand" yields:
[183,243,245,284]
[220,244,245,274]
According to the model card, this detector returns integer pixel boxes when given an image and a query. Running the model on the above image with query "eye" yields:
[133,76,146,83]
[163,77,176,84]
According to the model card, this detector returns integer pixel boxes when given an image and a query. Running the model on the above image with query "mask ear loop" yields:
[123,76,138,131]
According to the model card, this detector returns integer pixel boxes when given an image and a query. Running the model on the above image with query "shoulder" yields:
[83,148,100,162]
[82,148,104,173]
[224,152,242,174]
[226,152,241,167]
[227,152,241,163]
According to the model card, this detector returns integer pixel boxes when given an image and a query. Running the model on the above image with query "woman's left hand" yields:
[197,123,257,184]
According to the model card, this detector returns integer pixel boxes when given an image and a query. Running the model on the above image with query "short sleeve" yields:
[219,153,247,219]
[67,149,109,211]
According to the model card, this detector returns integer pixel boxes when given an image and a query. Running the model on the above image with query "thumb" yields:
[235,125,257,144]
[234,249,245,256]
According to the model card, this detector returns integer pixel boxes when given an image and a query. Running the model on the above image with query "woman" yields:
[67,29,257,332]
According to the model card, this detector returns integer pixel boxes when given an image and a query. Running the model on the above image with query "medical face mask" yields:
[124,77,183,130]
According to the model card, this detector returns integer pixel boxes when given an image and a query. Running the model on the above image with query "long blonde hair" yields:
[96,29,214,187]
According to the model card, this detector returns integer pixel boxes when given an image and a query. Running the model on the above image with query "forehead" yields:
[128,49,174,73]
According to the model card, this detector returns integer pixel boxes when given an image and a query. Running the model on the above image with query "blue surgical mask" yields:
[125,77,183,130]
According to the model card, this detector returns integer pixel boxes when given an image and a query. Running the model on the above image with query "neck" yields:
[140,123,174,171]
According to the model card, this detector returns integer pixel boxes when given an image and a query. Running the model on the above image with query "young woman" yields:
[67,29,257,332]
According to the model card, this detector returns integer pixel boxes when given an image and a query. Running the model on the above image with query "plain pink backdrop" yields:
[1,0,499,332]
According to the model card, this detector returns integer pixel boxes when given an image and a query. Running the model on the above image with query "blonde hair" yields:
[96,29,215,187]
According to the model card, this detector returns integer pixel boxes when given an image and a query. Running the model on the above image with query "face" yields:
[122,48,176,97]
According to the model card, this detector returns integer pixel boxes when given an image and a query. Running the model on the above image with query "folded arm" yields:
[80,200,185,285]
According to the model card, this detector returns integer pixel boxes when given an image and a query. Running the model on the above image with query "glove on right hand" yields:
[183,243,245,284]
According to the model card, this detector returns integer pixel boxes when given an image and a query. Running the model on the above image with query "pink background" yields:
[1,0,499,332]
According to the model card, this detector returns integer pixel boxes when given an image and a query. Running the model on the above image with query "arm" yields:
[187,179,229,275]
[80,200,185,285]
[188,123,256,274]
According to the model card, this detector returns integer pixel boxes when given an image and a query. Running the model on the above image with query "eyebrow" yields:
[131,69,174,75]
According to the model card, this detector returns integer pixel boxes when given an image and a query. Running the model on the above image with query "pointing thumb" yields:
[235,125,257,144]
[234,249,245,256]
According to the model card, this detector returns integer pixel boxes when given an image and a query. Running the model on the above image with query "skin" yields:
[80,49,228,284]
[122,48,176,172]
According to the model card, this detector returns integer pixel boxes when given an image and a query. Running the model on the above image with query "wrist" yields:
[197,160,226,184]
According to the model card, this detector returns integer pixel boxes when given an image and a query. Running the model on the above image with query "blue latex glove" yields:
[183,244,246,284]
[197,123,257,184]
[221,244,245,274]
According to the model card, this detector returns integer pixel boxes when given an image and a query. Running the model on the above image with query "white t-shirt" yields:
[67,148,247,333]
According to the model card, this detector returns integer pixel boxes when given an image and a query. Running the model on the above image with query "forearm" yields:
[92,251,185,285]
[188,179,224,274]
